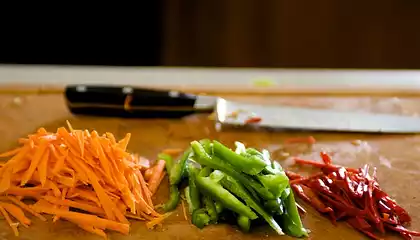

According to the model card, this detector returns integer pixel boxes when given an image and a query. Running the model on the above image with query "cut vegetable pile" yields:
[0,122,168,238]
[157,139,308,237]
[287,152,420,240]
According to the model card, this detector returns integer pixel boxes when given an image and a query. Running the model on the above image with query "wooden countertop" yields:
[0,90,420,240]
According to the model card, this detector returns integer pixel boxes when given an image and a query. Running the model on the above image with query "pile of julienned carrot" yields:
[0,122,168,238]
[287,152,420,240]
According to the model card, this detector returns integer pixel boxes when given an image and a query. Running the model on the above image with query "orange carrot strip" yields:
[6,196,47,221]
[21,139,49,186]
[0,167,12,193]
[43,196,105,215]
[117,133,131,152]
[0,201,31,227]
[136,171,153,207]
[76,160,117,221]
[0,205,19,236]
[125,213,145,221]
[75,130,85,157]
[147,160,166,195]
[11,157,30,174]
[145,212,172,229]
[37,148,50,187]
[77,224,107,239]
[106,132,116,145]
[32,202,129,235]
[0,147,22,158]
[70,189,100,206]
[45,180,61,198]
[5,186,49,198]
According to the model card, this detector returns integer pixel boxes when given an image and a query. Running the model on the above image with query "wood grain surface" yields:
[0,92,419,239]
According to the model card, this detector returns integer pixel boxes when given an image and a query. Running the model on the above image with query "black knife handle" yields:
[65,85,202,118]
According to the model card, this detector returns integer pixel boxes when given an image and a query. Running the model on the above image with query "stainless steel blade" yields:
[215,98,420,133]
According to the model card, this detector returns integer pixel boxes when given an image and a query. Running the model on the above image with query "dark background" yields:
[2,1,420,69]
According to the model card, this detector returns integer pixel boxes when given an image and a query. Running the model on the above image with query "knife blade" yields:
[65,85,420,133]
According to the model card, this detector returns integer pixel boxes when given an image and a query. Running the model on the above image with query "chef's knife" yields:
[65,85,420,133]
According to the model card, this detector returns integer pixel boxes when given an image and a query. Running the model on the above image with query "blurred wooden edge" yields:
[1,83,420,97]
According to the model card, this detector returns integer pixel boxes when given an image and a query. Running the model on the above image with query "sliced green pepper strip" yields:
[191,141,275,200]
[213,140,266,175]
[195,175,258,220]
[158,153,174,173]
[162,185,181,212]
[219,174,284,235]
[257,172,289,199]
[280,187,308,237]
[192,208,211,229]
[198,166,213,177]
[187,162,201,213]
[202,195,218,223]
[237,215,251,232]
[169,148,192,185]
[264,198,284,215]
[184,186,194,214]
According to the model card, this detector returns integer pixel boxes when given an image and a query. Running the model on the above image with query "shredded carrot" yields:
[147,160,166,195]
[0,122,164,238]
[6,196,47,221]
[0,201,31,227]
[0,205,19,236]
[145,212,173,230]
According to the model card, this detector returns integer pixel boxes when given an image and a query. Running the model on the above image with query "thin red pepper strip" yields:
[289,153,420,239]
[347,218,383,240]
[292,184,335,221]
[294,158,359,173]
[320,151,332,165]
[285,170,303,180]
[384,224,420,237]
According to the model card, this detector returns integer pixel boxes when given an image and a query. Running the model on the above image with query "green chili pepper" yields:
[195,175,258,220]
[162,185,180,212]
[158,153,174,173]
[213,140,267,175]
[257,172,289,199]
[169,148,192,185]
[202,195,218,223]
[198,166,213,177]
[264,198,284,215]
[279,186,308,238]
[209,170,225,183]
[199,139,213,154]
[187,162,201,213]
[237,215,251,232]
[184,186,194,214]
[192,208,211,229]
[219,173,284,235]
[191,141,275,200]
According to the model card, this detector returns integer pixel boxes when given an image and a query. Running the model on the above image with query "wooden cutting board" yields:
[0,91,419,240]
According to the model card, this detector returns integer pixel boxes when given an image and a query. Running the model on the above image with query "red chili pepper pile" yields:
[286,152,420,240]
